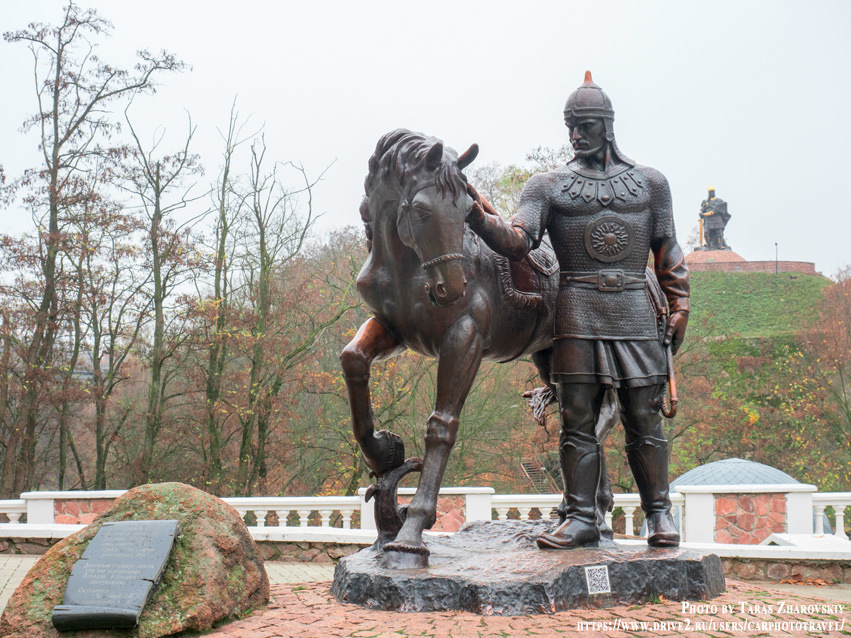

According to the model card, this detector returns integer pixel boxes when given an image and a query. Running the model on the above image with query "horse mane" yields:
[361,129,467,247]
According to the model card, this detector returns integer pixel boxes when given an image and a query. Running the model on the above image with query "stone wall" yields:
[722,558,851,584]
[397,495,466,532]
[53,498,115,525]
[255,541,367,563]
[0,537,58,555]
[3,535,849,584]
[0,536,371,563]
[714,493,786,544]
[688,260,816,274]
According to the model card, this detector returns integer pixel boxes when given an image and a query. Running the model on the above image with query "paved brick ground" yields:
[2,556,848,635]
[204,580,849,637]
[0,558,335,612]
[0,556,37,612]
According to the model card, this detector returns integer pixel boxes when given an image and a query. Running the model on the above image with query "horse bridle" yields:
[399,178,466,271]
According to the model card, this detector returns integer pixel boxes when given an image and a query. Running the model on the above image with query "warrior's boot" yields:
[560,467,613,540]
[626,434,680,547]
[537,432,601,549]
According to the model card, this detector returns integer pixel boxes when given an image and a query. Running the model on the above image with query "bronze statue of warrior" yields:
[467,71,689,549]
[699,186,731,250]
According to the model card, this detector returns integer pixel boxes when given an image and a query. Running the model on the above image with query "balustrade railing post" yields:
[464,490,493,523]
[623,506,636,536]
[834,505,847,540]
[21,493,55,525]
[814,504,826,535]
[358,489,376,530]
[787,488,816,534]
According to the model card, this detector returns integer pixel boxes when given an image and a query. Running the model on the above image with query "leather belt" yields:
[560,269,646,292]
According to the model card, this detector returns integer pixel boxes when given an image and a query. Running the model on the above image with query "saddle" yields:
[494,237,558,311]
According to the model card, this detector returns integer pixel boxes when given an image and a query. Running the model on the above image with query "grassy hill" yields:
[688,271,832,339]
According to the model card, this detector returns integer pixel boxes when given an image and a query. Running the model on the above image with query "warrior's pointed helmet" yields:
[563,71,615,129]
[563,71,632,164]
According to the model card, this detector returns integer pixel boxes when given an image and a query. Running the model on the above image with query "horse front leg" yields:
[383,315,483,568]
[340,317,406,475]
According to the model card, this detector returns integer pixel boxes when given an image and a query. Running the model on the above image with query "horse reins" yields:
[399,178,465,271]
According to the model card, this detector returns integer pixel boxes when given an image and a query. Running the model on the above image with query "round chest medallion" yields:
[584,215,634,263]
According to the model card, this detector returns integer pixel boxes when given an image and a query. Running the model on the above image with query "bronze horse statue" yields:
[340,129,618,568]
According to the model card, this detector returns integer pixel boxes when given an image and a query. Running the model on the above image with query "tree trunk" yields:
[142,164,165,482]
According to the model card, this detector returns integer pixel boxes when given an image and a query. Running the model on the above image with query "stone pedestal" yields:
[332,520,725,615]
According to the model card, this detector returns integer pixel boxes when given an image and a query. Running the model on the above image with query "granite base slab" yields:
[331,520,725,615]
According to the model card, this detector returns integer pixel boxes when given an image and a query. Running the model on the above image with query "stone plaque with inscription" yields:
[51,520,180,631]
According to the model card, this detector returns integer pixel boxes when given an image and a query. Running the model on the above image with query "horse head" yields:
[394,139,479,307]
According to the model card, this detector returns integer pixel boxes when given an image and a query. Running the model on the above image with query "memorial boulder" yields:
[0,482,269,638]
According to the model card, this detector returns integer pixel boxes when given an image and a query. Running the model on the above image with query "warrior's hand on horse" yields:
[465,182,498,221]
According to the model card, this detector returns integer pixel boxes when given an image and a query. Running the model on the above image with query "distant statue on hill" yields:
[698,186,731,250]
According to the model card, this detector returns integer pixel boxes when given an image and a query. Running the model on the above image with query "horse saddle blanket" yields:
[495,238,558,310]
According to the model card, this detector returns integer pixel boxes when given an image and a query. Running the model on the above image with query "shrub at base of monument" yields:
[0,482,270,638]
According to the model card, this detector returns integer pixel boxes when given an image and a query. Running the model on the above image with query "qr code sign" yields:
[584,565,611,594]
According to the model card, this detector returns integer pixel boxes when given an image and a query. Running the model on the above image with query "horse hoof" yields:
[382,541,430,569]
[365,429,406,475]
[366,458,424,541]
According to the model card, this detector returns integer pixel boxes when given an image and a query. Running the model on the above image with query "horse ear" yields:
[457,143,479,170]
[425,142,443,171]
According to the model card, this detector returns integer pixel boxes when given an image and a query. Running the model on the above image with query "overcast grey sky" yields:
[2,0,849,276]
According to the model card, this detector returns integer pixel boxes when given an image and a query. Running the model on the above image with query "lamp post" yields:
[775,242,778,274]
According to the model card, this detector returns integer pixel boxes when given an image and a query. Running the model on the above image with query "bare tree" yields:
[120,109,203,483]
[73,190,150,488]
[1,1,185,497]
[467,145,572,218]
[197,103,255,491]
[232,139,325,493]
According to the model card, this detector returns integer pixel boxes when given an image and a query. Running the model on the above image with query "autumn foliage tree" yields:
[0,2,184,496]
[119,109,203,484]
[795,268,851,487]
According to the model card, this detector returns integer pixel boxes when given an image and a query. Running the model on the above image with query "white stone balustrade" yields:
[224,497,360,529]
[0,500,26,524]
[674,483,820,543]
[18,490,125,525]
[356,487,494,530]
[0,488,844,544]
[812,492,851,540]
[618,493,641,536]
[490,492,684,537]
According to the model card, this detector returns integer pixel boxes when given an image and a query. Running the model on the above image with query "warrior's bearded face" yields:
[570,118,607,158]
